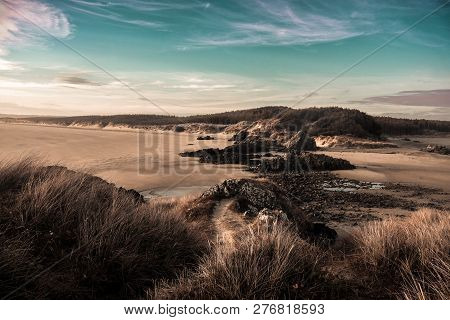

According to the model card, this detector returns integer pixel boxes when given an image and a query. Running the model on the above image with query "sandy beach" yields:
[2,123,450,196]
[0,123,252,196]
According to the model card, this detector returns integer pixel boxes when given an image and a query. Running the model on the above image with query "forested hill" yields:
[21,106,450,137]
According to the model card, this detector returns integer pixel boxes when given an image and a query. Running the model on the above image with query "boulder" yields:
[257,208,289,224]
[305,222,337,241]
[173,125,185,132]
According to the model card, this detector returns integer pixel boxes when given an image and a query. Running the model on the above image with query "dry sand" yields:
[0,123,252,197]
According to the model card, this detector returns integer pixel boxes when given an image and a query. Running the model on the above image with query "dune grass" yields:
[0,158,208,299]
[151,225,326,299]
[0,159,448,299]
[350,208,450,299]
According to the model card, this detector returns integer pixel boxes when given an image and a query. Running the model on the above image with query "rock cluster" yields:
[424,144,450,155]
[200,178,287,215]
[197,135,215,140]
[251,153,355,173]
[179,140,277,164]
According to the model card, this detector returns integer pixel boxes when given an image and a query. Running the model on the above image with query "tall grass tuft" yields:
[152,225,326,299]
[0,159,208,299]
[350,208,449,299]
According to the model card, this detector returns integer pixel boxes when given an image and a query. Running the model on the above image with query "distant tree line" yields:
[25,106,450,137]
[374,116,450,135]
[26,106,288,127]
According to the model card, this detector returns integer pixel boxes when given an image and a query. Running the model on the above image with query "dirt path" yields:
[212,199,248,249]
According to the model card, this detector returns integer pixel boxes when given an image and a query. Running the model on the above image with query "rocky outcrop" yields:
[251,153,355,173]
[187,177,340,242]
[179,140,279,165]
[200,179,288,215]
[423,144,450,155]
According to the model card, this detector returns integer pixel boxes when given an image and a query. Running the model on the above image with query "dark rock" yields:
[173,125,185,132]
[179,140,277,165]
[200,179,288,215]
[306,222,337,241]
[423,144,450,155]
[251,153,355,173]
[197,135,215,140]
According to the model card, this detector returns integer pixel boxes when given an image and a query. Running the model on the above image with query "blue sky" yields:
[0,0,449,119]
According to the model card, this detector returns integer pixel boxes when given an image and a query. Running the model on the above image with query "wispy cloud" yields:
[68,0,209,12]
[0,0,73,72]
[353,89,450,108]
[57,75,102,87]
[0,0,72,46]
[188,0,369,47]
[0,58,24,71]
[67,0,211,28]
[69,6,162,28]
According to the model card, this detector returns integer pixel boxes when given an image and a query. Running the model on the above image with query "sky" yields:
[0,0,449,119]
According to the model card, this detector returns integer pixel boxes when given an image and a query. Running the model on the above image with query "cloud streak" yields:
[0,58,24,71]
[353,89,450,108]
[69,6,163,28]
[188,0,370,47]
[57,75,102,87]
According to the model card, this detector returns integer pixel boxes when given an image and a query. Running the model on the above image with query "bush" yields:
[350,209,450,299]
[152,225,326,299]
[0,159,208,299]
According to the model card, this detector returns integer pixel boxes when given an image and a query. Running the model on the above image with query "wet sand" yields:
[320,136,450,192]
[0,123,253,196]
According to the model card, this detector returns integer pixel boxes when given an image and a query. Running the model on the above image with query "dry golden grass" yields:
[152,225,327,299]
[0,158,209,299]
[350,208,450,299]
[0,158,448,300]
